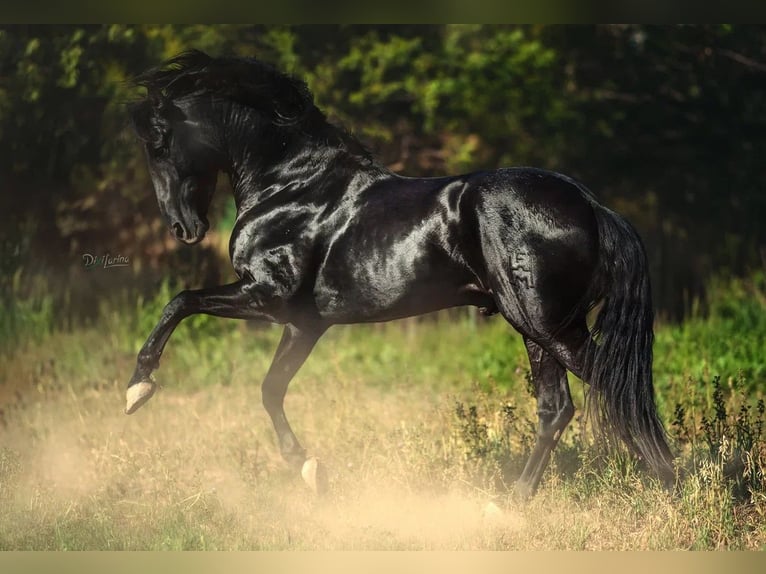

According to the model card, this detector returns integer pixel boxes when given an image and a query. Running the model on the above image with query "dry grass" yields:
[1,318,765,550]
[0,376,518,550]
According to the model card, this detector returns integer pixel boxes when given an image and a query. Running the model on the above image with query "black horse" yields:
[126,50,675,498]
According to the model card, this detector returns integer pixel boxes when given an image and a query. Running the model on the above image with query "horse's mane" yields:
[132,50,372,162]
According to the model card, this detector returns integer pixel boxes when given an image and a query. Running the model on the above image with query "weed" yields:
[451,398,534,490]
[705,378,764,499]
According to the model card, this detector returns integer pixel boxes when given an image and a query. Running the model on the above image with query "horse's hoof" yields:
[513,481,534,504]
[482,501,503,519]
[125,379,157,414]
[301,457,328,495]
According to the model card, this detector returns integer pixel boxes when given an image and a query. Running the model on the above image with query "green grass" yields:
[0,274,765,549]
[654,273,766,388]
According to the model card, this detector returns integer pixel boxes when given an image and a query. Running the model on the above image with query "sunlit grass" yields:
[1,274,765,549]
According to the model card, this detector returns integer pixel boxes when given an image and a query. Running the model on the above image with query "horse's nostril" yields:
[172,222,185,239]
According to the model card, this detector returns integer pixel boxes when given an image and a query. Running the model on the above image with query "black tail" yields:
[583,204,675,484]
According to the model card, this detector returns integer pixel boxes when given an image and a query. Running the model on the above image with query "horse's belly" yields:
[313,248,468,323]
[314,283,464,323]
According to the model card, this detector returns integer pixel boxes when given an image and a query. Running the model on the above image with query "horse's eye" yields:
[149,142,168,158]
[148,130,170,158]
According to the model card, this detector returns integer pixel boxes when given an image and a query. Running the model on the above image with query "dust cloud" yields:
[0,383,529,549]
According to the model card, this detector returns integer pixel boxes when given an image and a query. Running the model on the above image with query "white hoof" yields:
[301,457,323,494]
[482,501,503,520]
[125,379,156,414]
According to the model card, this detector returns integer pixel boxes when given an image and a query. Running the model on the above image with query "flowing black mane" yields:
[130,49,372,161]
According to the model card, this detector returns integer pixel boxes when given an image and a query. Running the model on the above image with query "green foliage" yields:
[0,230,55,351]
[2,24,765,325]
[0,448,21,499]
[318,25,572,171]
[654,272,766,394]
[0,295,54,353]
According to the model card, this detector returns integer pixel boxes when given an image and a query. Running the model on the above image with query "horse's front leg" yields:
[125,280,279,414]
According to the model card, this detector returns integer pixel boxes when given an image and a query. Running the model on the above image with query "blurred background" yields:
[1,24,765,345]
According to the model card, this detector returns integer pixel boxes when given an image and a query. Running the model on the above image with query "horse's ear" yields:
[272,76,312,127]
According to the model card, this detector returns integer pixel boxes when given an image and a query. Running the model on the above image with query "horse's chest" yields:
[229,221,312,298]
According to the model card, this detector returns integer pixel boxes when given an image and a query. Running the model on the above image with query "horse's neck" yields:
[227,123,382,211]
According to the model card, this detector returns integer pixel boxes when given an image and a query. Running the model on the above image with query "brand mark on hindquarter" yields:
[510,249,534,289]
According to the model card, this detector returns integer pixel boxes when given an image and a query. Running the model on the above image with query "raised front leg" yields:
[261,324,326,492]
[125,280,283,414]
[515,337,575,501]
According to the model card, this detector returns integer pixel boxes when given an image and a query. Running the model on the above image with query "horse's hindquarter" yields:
[473,168,600,332]
[314,175,485,322]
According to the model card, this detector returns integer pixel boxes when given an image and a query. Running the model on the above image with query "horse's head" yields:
[130,49,359,243]
[130,91,223,245]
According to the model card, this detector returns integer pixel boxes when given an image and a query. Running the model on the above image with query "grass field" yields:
[1,276,765,550]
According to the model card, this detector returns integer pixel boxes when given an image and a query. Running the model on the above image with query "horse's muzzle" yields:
[171,218,208,245]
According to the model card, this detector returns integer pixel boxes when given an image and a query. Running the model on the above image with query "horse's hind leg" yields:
[261,323,326,492]
[515,336,575,501]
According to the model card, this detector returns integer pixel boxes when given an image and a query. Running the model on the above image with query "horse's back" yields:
[311,167,599,326]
